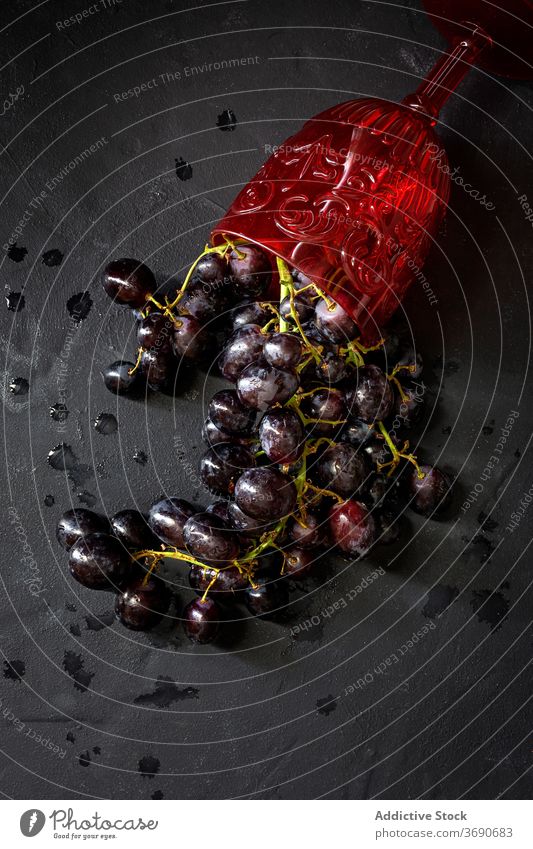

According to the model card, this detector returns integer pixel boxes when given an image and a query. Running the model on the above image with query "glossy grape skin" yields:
[263,333,302,371]
[316,349,348,384]
[237,361,299,412]
[200,444,256,496]
[315,298,357,344]
[172,315,211,361]
[303,388,346,434]
[245,578,288,617]
[288,512,327,549]
[235,467,297,521]
[183,597,220,643]
[205,501,232,523]
[232,300,272,330]
[102,361,142,396]
[110,510,155,550]
[340,418,375,447]
[102,258,156,307]
[208,389,256,436]
[407,465,452,516]
[328,500,375,557]
[68,532,131,590]
[194,252,227,286]
[259,409,304,465]
[316,443,367,498]
[394,383,425,428]
[202,417,233,446]
[183,512,239,564]
[140,348,176,390]
[137,312,174,352]
[180,278,229,324]
[345,365,394,423]
[115,576,170,630]
[280,296,313,325]
[219,324,265,383]
[56,509,109,550]
[228,245,272,299]
[363,473,403,512]
[284,547,314,579]
[148,497,195,548]
[189,563,249,597]
[227,500,270,537]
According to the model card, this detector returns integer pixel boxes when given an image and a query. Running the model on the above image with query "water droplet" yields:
[47,443,92,488]
[133,449,148,465]
[175,157,193,181]
[217,108,237,131]
[44,494,55,507]
[77,490,96,507]
[94,412,118,435]
[6,290,25,312]
[67,291,92,322]
[9,376,29,395]
[50,403,69,422]
[42,249,63,267]
[7,243,27,262]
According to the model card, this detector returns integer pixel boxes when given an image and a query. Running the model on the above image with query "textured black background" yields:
[1,0,532,800]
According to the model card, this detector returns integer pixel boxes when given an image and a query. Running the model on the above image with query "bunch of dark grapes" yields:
[56,243,453,644]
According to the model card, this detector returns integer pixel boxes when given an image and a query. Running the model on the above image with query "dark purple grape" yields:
[227,500,271,537]
[408,465,452,516]
[140,348,176,390]
[208,389,256,436]
[183,512,239,564]
[363,473,400,510]
[180,278,229,324]
[280,296,313,325]
[183,597,220,643]
[137,312,174,352]
[200,444,256,496]
[206,501,232,523]
[245,578,288,617]
[148,497,195,548]
[394,383,425,428]
[235,467,297,521]
[291,269,316,302]
[102,361,142,396]
[316,349,348,384]
[172,315,211,360]
[56,509,109,551]
[376,511,402,545]
[202,417,233,446]
[303,388,346,433]
[237,361,299,411]
[110,510,154,550]
[232,300,272,329]
[228,245,271,299]
[194,252,227,285]
[284,547,314,578]
[340,418,375,446]
[259,409,304,464]
[219,324,265,382]
[315,298,357,343]
[189,563,249,596]
[345,365,393,423]
[102,258,156,307]
[288,512,327,549]
[328,500,375,557]
[68,532,131,590]
[263,333,302,371]
[115,575,170,630]
[315,443,367,498]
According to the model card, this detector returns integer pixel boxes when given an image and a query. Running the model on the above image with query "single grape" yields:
[140,348,176,390]
[172,315,211,360]
[56,509,109,550]
[284,547,314,579]
[407,465,452,516]
[288,512,327,548]
[227,500,271,537]
[208,389,256,436]
[202,417,233,446]
[235,467,297,521]
[315,443,367,498]
[228,244,272,299]
[340,418,375,446]
[200,443,256,496]
[291,269,316,303]
[194,252,227,285]
[188,563,249,596]
[102,258,156,307]
[183,597,220,643]
[328,500,375,557]
[205,501,232,523]
[303,387,346,433]
[110,510,155,550]
[394,383,425,428]
[259,409,304,465]
[183,512,239,564]
[102,361,142,396]
[315,298,357,343]
[68,532,131,590]
[219,324,265,383]
[148,497,196,548]
[280,296,314,325]
[363,473,403,511]
[263,332,302,371]
[245,578,288,617]
[232,300,272,329]
[180,278,229,324]
[315,349,348,384]
[237,361,299,411]
[345,365,393,423]
[137,312,174,352]
[115,575,170,630]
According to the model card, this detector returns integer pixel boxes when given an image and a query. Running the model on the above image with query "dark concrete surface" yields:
[0,0,532,799]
